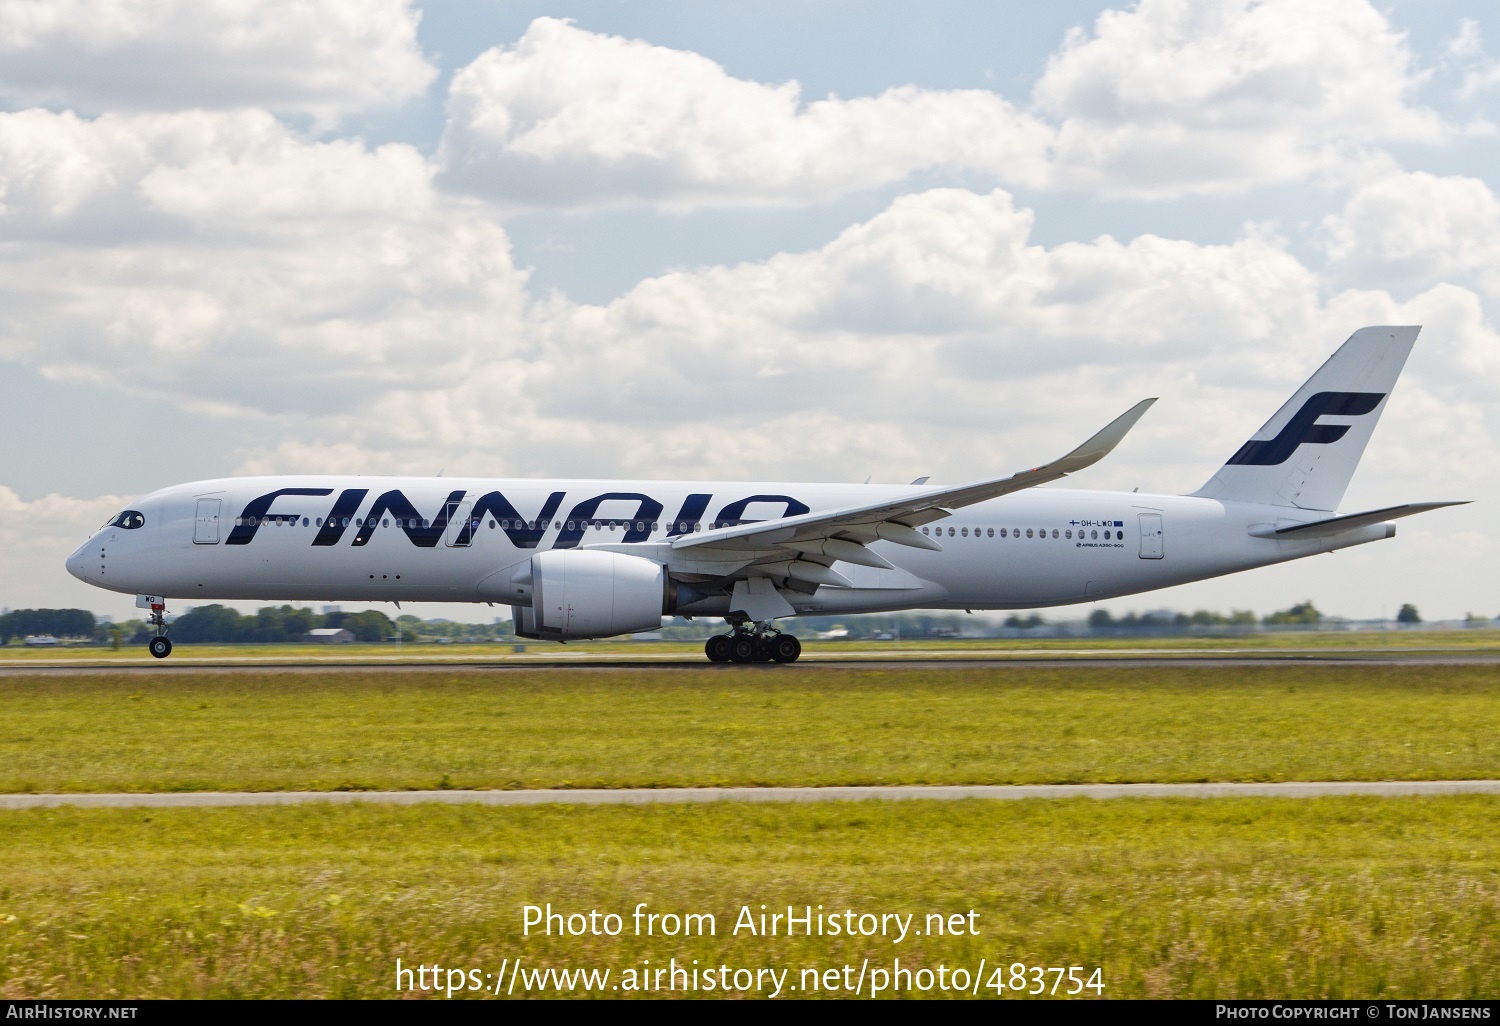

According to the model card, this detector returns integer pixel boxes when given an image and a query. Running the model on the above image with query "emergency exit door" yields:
[1138,513,1164,559]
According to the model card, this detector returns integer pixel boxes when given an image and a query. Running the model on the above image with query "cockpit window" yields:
[107,510,145,530]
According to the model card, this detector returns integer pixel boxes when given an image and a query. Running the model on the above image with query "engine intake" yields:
[512,549,678,641]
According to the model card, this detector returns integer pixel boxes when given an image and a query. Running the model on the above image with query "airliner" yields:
[67,327,1464,662]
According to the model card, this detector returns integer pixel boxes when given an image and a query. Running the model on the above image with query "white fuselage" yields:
[66,476,1391,617]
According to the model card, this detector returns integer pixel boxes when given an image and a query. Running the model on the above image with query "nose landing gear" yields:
[146,602,173,659]
[704,620,801,664]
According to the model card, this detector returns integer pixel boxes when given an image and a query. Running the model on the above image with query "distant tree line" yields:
[1088,607,1261,630]
[169,604,396,644]
[0,608,97,643]
[393,614,512,643]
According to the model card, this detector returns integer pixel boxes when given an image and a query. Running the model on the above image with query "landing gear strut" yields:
[704,620,801,664]
[147,602,172,659]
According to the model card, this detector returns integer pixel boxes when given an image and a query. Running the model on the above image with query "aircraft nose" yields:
[65,544,89,582]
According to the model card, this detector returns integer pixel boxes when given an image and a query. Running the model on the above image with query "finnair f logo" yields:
[1227,391,1385,467]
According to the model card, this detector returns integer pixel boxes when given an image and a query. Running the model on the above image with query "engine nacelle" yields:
[513,549,676,641]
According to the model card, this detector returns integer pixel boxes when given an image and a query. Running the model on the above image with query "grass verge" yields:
[1,796,1496,999]
[1,664,1498,792]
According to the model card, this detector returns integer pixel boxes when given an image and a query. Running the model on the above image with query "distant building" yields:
[321,605,342,615]
[23,635,60,646]
[305,628,355,644]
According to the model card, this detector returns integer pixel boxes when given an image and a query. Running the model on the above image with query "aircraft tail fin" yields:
[1192,326,1419,511]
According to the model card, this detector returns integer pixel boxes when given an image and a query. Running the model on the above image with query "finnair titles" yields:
[68,327,1465,663]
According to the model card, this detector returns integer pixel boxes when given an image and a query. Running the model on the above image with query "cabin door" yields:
[1138,513,1164,559]
[194,498,222,545]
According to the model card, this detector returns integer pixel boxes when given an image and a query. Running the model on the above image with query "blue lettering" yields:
[714,494,811,528]
[667,493,712,537]
[457,491,565,548]
[311,488,369,546]
[554,493,665,549]
[227,488,333,545]
[351,489,468,547]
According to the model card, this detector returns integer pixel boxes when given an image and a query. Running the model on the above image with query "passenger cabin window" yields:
[107,510,145,530]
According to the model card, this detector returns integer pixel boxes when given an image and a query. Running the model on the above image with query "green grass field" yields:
[2,797,1496,999]
[3,627,1498,663]
[2,664,1497,792]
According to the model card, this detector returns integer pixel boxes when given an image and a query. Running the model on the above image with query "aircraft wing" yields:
[667,398,1157,577]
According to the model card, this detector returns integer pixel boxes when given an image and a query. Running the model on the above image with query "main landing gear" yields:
[704,621,801,664]
[147,602,172,659]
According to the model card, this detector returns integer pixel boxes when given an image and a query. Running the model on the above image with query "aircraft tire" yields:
[728,636,758,663]
[149,637,173,659]
[705,635,732,662]
[769,634,801,663]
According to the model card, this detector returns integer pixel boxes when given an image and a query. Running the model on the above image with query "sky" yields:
[1,0,1497,625]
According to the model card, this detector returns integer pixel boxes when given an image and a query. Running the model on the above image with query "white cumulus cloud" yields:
[0,109,528,415]
[1322,171,1500,294]
[1033,0,1452,198]
[0,0,435,121]
[0,108,434,238]
[435,5,1464,210]
[438,17,1053,209]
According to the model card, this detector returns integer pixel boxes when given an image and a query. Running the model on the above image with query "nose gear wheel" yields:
[146,601,173,659]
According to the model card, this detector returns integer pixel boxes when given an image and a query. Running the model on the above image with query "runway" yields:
[3,652,1499,675]
[4,780,1498,809]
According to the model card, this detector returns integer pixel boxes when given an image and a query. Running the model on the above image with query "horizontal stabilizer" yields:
[1250,501,1468,539]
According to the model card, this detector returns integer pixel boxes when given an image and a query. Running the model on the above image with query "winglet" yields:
[1046,398,1157,477]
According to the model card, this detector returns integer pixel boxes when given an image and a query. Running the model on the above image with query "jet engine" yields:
[511,549,682,641]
